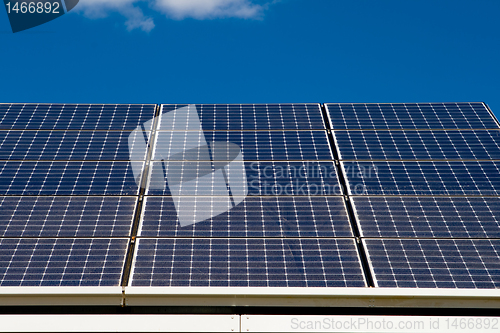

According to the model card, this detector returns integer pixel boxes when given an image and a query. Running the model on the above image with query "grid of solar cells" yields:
[154,131,333,161]
[159,104,326,130]
[352,197,500,238]
[0,161,142,195]
[0,103,156,288]
[327,102,500,290]
[0,130,149,161]
[0,238,128,287]
[343,161,500,196]
[139,196,351,238]
[363,238,500,288]
[131,238,365,287]
[146,161,341,196]
[0,104,156,130]
[1,101,498,291]
[327,103,499,130]
[129,103,366,288]
[334,130,500,160]
[0,196,137,237]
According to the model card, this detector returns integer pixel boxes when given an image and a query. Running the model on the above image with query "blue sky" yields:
[1,0,499,119]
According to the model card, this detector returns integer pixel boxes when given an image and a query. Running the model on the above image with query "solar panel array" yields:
[1,102,499,290]
[328,102,500,288]
[0,104,155,286]
[133,104,364,287]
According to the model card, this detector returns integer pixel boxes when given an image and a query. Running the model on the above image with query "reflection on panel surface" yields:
[0,238,128,287]
[364,238,500,288]
[131,238,366,287]
[139,196,351,238]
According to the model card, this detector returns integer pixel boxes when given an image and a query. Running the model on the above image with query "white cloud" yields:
[76,0,268,32]
[77,0,154,32]
[154,0,263,20]
[120,4,155,32]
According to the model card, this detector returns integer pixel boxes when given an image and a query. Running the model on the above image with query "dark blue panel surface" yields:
[146,161,341,196]
[139,196,351,238]
[343,161,500,196]
[0,238,128,286]
[353,197,500,238]
[0,131,149,161]
[131,238,365,287]
[0,104,156,131]
[160,104,325,131]
[0,196,136,237]
[154,131,333,161]
[0,161,142,195]
[334,130,500,160]
[364,238,500,288]
[327,103,499,130]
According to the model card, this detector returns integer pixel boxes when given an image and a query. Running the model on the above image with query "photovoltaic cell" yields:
[0,104,156,131]
[154,131,333,161]
[0,131,149,161]
[327,103,499,130]
[0,161,142,195]
[352,197,500,238]
[159,104,325,131]
[139,196,352,238]
[0,196,137,237]
[343,161,500,196]
[0,238,128,287]
[364,238,500,288]
[131,238,366,287]
[334,130,500,160]
[146,161,341,196]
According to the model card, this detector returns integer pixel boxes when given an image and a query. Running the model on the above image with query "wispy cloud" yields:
[77,0,270,32]
[77,0,154,32]
[154,0,263,20]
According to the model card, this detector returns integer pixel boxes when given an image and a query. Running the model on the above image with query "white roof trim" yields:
[1,286,499,308]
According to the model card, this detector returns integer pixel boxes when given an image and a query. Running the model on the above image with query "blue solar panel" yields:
[343,161,500,196]
[146,161,341,196]
[0,104,156,131]
[131,238,366,287]
[0,130,149,161]
[353,196,500,238]
[154,131,333,161]
[0,238,128,286]
[334,130,500,160]
[364,238,500,288]
[327,103,499,130]
[0,196,136,237]
[0,161,142,195]
[139,196,351,238]
[2,100,498,292]
[159,104,325,131]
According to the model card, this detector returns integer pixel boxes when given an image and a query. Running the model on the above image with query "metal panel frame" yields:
[0,287,123,306]
[2,286,500,308]
[123,287,500,309]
